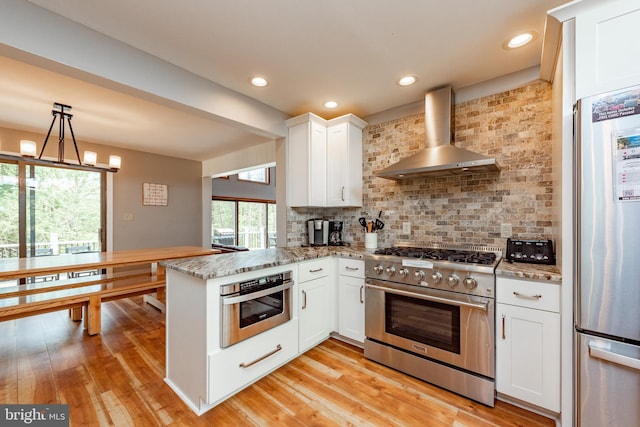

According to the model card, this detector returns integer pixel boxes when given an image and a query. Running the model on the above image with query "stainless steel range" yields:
[364,244,501,407]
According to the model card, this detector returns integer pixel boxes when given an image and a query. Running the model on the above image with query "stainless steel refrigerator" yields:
[575,84,640,427]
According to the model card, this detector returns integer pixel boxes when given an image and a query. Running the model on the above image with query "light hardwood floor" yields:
[0,297,555,426]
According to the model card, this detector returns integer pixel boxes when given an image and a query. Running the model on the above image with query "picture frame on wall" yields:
[143,183,168,206]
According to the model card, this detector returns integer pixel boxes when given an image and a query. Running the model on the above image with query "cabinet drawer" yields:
[207,319,298,405]
[496,277,560,313]
[338,258,364,278]
[298,258,331,282]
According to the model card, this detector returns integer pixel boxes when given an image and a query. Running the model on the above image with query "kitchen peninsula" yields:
[161,247,364,415]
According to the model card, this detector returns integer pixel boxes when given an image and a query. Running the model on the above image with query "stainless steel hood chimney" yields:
[376,86,500,180]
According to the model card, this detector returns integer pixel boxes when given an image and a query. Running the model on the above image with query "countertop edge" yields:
[495,259,562,283]
[161,247,366,280]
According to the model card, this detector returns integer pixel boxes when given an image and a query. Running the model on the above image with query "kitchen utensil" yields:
[358,217,367,230]
[375,219,384,230]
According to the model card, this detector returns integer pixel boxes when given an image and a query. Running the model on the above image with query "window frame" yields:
[211,196,276,249]
[237,168,270,184]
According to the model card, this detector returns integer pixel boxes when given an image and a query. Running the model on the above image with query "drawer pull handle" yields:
[513,291,542,300]
[309,268,324,273]
[346,266,359,271]
[501,314,506,340]
[239,344,282,368]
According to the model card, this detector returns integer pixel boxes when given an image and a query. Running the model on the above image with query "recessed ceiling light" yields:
[324,101,338,109]
[250,76,268,87]
[398,75,417,86]
[505,32,536,49]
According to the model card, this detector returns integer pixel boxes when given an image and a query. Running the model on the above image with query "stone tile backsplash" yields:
[286,80,553,249]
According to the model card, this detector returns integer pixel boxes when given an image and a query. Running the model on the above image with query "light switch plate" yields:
[124,213,134,221]
[403,222,411,234]
[501,223,512,238]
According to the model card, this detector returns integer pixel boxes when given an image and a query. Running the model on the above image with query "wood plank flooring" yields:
[0,297,555,426]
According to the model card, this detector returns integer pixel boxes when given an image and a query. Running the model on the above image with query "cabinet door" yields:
[308,120,327,206]
[496,303,560,412]
[338,274,365,343]
[575,0,640,98]
[299,277,330,352]
[326,121,363,207]
[326,122,348,206]
[287,118,327,207]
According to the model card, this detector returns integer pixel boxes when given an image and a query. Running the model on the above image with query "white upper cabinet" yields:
[326,115,366,206]
[554,0,640,99]
[286,112,366,207]
[286,113,327,207]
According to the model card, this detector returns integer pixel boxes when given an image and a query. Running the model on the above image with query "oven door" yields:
[365,278,494,378]
[220,281,294,348]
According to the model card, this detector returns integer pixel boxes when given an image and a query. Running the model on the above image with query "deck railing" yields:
[0,241,101,259]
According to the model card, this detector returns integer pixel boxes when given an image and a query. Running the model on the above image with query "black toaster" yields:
[505,239,555,265]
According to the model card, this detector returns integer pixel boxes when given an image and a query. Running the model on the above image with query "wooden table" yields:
[0,246,218,334]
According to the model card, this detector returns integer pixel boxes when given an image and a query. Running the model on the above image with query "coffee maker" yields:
[329,221,344,246]
[307,219,329,246]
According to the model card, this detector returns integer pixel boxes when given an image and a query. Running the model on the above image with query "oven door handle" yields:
[365,283,489,312]
[222,281,294,305]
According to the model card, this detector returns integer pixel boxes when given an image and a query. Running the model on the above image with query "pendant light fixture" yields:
[11,102,121,172]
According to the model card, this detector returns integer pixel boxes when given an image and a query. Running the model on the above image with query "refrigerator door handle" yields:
[589,341,640,371]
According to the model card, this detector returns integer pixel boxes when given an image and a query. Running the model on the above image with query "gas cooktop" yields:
[366,244,501,296]
[373,246,497,265]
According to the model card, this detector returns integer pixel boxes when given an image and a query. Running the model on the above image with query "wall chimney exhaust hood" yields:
[376,86,500,180]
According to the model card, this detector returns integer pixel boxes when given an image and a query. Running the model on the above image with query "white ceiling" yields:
[0,0,568,162]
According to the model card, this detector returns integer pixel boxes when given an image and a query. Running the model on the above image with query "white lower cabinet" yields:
[298,258,332,352]
[207,319,298,405]
[337,259,365,343]
[496,277,561,413]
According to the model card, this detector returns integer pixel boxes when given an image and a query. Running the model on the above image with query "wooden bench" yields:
[0,246,217,335]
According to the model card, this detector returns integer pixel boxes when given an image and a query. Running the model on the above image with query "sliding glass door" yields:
[0,160,105,260]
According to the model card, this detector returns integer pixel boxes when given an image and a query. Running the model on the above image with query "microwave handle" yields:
[365,282,488,312]
[222,281,294,305]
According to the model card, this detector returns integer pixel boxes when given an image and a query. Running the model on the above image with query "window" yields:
[238,168,269,184]
[211,200,236,246]
[0,163,19,259]
[0,160,105,260]
[211,198,276,249]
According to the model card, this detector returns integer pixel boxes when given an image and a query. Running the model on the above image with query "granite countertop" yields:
[163,246,562,283]
[495,259,562,283]
[161,246,367,280]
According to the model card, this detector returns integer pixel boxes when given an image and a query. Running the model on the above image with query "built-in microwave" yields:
[219,270,294,348]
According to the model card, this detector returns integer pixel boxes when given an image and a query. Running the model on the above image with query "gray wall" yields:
[111,148,202,250]
[0,126,203,251]
[212,167,276,200]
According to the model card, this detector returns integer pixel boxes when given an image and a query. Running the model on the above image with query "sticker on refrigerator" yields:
[614,131,640,201]
[592,87,640,123]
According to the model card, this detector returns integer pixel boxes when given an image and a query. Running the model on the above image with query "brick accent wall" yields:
[286,80,553,249]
